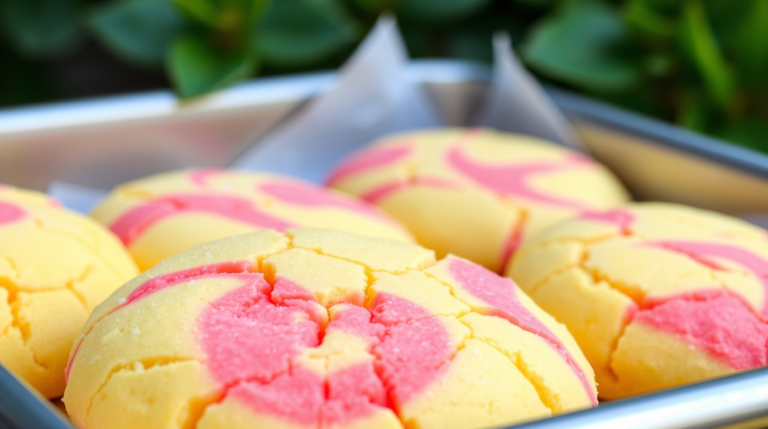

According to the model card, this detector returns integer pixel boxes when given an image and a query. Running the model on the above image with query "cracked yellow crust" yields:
[0,186,138,398]
[328,128,629,273]
[91,170,415,271]
[64,228,595,429]
[509,202,768,399]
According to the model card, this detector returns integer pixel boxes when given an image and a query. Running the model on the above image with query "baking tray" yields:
[2,59,768,429]
[0,364,73,429]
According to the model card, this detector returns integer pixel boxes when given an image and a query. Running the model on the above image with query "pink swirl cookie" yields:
[0,185,137,398]
[63,229,596,429]
[327,128,629,274]
[91,170,413,271]
[510,203,768,398]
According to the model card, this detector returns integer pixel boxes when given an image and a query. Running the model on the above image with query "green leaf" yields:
[631,0,680,14]
[90,0,184,69]
[522,0,640,92]
[729,0,768,88]
[168,35,257,98]
[227,0,271,23]
[508,0,555,9]
[700,0,754,42]
[625,0,676,38]
[644,52,676,77]
[172,0,219,26]
[396,0,493,24]
[304,0,362,30]
[716,118,768,153]
[677,89,714,132]
[445,14,528,63]
[255,0,358,67]
[173,0,270,29]
[0,0,83,58]
[345,0,389,15]
[678,0,735,107]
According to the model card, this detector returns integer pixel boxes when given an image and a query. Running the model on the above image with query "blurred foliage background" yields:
[1,0,767,153]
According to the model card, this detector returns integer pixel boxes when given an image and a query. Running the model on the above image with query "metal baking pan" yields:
[0,364,73,429]
[1,59,768,429]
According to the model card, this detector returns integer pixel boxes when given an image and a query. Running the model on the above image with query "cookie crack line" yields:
[83,357,199,423]
[512,231,623,272]
[515,218,632,256]
[604,286,768,389]
[571,250,643,384]
[282,243,378,289]
[65,265,93,312]
[370,317,469,422]
[72,233,593,428]
[7,293,48,370]
[562,219,681,309]
[544,221,768,390]
[588,245,768,387]
[457,318,554,415]
[603,308,631,384]
[1,266,93,369]
[196,288,466,428]
[69,246,291,373]
[0,272,98,305]
[212,354,396,424]
[1,275,54,370]
[288,242,434,279]
[436,258,596,405]
[177,392,224,429]
[425,270,584,410]
[577,245,765,315]
[1,256,19,278]
[525,263,580,296]
[30,215,126,282]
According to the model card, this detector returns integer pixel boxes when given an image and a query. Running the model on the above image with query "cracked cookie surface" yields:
[63,228,596,429]
[509,202,768,399]
[0,186,138,398]
[91,170,414,271]
[325,128,629,274]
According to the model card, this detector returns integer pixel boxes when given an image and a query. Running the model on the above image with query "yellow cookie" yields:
[0,185,138,398]
[91,169,414,271]
[326,128,629,273]
[64,229,596,429]
[509,202,768,399]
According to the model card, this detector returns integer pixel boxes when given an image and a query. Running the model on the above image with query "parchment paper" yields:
[231,16,444,182]
[472,33,584,150]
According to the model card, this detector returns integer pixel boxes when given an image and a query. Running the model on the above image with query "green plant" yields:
[1,0,767,154]
[521,0,768,151]
[85,0,496,97]
[1,0,85,58]
[88,0,363,97]
[0,0,86,106]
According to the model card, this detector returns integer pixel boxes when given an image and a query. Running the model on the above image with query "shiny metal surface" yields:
[1,60,768,429]
[0,365,73,429]
[0,61,490,191]
[511,368,768,429]
[0,72,332,190]
[549,87,768,219]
